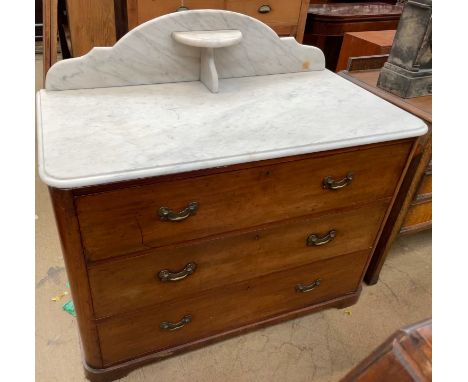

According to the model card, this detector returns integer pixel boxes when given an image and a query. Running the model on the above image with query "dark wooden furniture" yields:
[49,139,418,381]
[36,0,43,41]
[336,29,395,72]
[339,67,431,285]
[42,0,58,78]
[341,318,432,381]
[303,2,402,71]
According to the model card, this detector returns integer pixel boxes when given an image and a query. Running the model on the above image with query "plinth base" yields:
[378,62,431,99]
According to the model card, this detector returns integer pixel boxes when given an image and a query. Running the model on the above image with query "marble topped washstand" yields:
[37,10,427,382]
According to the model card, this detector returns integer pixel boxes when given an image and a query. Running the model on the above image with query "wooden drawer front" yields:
[77,142,411,262]
[402,202,432,230]
[134,1,225,25]
[226,0,302,36]
[98,250,368,365]
[417,173,432,197]
[89,201,387,318]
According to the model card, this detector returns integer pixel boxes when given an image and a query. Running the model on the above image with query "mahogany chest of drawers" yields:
[37,10,427,381]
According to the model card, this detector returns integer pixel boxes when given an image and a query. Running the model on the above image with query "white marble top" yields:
[37,70,427,188]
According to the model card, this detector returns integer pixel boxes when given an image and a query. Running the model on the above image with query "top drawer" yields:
[226,0,303,36]
[76,142,412,262]
[133,1,225,25]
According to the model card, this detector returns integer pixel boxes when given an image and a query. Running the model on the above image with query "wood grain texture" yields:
[48,188,103,368]
[76,142,412,262]
[89,201,388,318]
[400,203,432,234]
[341,318,432,382]
[366,134,431,284]
[226,0,302,35]
[66,0,117,56]
[296,0,310,42]
[304,4,401,70]
[135,0,224,25]
[84,290,360,382]
[345,54,389,72]
[338,70,431,285]
[126,0,309,39]
[336,30,395,72]
[42,0,58,79]
[97,250,369,365]
[416,173,432,198]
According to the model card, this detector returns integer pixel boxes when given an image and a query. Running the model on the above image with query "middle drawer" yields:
[89,201,388,318]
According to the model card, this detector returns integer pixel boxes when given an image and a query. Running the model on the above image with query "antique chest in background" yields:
[37,10,427,381]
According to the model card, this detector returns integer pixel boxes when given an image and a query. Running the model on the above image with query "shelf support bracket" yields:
[172,30,243,93]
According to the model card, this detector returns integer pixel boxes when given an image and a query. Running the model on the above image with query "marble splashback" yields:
[38,71,427,188]
[45,10,325,91]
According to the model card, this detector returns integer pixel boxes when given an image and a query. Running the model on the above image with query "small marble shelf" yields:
[172,29,243,93]
[172,30,243,48]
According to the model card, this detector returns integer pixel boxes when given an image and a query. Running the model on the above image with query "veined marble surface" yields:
[45,10,325,91]
[37,70,427,188]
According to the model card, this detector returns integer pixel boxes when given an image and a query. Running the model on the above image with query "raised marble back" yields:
[45,10,325,91]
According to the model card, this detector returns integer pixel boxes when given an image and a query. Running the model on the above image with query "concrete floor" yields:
[36,55,432,382]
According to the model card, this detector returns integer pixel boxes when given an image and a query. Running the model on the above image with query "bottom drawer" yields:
[97,250,369,365]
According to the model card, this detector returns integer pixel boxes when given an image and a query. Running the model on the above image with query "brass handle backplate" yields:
[160,315,192,331]
[158,262,197,282]
[159,201,199,222]
[296,279,321,293]
[258,5,272,13]
[307,230,336,246]
[322,172,353,190]
[176,6,189,12]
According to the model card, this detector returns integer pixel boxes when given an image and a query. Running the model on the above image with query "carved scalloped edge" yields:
[45,10,325,91]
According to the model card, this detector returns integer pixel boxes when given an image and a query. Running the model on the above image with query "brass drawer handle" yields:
[160,315,192,331]
[322,172,353,190]
[296,279,321,293]
[176,6,189,12]
[307,230,336,246]
[159,201,199,222]
[258,4,272,14]
[158,262,197,282]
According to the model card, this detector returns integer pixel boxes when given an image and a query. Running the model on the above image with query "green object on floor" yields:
[65,281,70,289]
[63,300,76,317]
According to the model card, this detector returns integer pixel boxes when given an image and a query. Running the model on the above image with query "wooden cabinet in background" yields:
[128,0,226,27]
[65,0,117,57]
[304,3,402,71]
[336,29,395,72]
[59,0,310,59]
[341,318,432,382]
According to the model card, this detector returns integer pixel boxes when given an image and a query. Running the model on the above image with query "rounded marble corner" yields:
[37,163,72,189]
[416,121,429,136]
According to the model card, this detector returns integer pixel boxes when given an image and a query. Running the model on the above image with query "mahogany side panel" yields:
[365,133,431,285]
[48,188,103,368]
